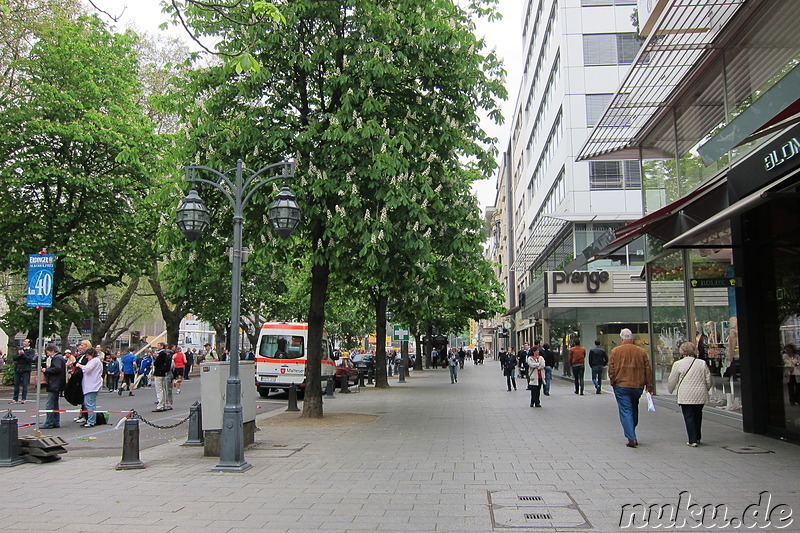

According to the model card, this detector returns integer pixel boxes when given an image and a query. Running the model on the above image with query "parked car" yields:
[351,353,375,379]
[335,357,360,386]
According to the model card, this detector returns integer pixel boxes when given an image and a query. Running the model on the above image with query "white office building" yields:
[483,0,649,356]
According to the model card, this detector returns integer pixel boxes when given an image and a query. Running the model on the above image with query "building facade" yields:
[482,0,649,357]
[579,0,800,440]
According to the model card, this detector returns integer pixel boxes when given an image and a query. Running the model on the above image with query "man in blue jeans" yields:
[608,329,654,448]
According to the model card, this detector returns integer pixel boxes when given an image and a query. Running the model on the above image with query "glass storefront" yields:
[747,200,800,435]
[649,247,741,411]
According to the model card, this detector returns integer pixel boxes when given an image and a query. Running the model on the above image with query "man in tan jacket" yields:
[608,328,654,448]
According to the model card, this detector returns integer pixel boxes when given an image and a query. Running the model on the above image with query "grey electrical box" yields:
[200,361,256,431]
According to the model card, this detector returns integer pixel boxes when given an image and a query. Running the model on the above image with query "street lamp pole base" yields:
[212,461,253,473]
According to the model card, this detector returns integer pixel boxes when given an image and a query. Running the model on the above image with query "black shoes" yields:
[626,439,638,448]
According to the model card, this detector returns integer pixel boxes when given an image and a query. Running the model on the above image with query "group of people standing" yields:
[497,343,556,407]
[6,338,209,429]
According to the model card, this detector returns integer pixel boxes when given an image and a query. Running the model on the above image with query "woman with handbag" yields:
[667,342,713,447]
[526,347,546,408]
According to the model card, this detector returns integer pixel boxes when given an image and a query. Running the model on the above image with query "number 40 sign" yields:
[27,253,55,308]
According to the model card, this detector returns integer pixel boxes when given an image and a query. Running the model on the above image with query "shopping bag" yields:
[646,391,656,412]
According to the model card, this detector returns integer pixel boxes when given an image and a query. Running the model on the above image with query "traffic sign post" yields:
[27,252,55,433]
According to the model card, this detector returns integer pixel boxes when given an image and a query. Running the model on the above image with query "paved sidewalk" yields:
[1,362,798,532]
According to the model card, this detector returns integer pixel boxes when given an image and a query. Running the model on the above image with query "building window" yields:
[589,160,641,190]
[583,33,641,66]
[586,93,613,127]
[581,0,636,5]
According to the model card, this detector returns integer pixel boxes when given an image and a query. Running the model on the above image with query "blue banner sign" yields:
[27,254,55,308]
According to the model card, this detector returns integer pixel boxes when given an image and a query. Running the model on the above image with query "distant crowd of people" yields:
[6,339,226,429]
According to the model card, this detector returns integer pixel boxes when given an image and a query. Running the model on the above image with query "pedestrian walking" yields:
[503,348,518,391]
[608,328,654,448]
[667,342,713,447]
[517,343,530,380]
[11,339,35,404]
[106,353,120,392]
[569,339,586,395]
[76,347,103,427]
[588,340,608,394]
[448,348,459,383]
[172,347,186,394]
[203,342,218,361]
[541,343,555,396]
[41,344,66,429]
[152,343,171,412]
[118,347,137,396]
[135,351,152,389]
[184,349,194,380]
[526,347,546,407]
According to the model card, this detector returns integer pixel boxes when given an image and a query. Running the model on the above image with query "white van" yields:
[254,322,335,397]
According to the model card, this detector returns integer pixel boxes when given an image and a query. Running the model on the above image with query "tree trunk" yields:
[58,321,71,353]
[149,273,185,348]
[373,295,389,388]
[302,260,329,419]
[213,322,227,354]
[413,332,424,371]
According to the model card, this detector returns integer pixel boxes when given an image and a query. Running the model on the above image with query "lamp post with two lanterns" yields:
[175,159,301,472]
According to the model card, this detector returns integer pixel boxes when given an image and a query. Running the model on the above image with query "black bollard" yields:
[398,361,406,383]
[182,402,204,446]
[0,413,24,467]
[324,376,336,398]
[367,368,374,385]
[358,371,366,388]
[286,384,300,411]
[116,416,145,470]
[340,375,351,394]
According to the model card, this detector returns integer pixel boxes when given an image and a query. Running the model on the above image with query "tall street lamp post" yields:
[175,159,301,472]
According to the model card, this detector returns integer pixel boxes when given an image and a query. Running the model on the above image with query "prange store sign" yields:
[549,271,612,294]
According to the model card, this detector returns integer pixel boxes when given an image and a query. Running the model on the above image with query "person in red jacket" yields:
[569,340,586,395]
[172,347,186,394]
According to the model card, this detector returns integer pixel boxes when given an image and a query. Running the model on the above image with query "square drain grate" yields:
[489,490,592,530]
[723,445,773,454]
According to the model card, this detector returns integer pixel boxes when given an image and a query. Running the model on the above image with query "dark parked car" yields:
[351,353,375,379]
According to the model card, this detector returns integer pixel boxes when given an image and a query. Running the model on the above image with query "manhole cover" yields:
[723,445,773,454]
[489,490,592,530]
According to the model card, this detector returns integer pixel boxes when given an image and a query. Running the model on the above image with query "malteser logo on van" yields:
[551,271,610,294]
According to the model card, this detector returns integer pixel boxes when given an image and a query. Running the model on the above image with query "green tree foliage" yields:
[171,0,506,416]
[0,0,81,103]
[0,15,162,336]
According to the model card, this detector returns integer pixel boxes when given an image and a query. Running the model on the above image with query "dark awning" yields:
[664,165,800,248]
[594,174,727,257]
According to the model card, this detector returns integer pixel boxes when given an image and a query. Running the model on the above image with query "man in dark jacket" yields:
[541,343,556,396]
[504,348,518,391]
[152,343,171,412]
[41,344,66,429]
[589,340,609,394]
[12,338,36,403]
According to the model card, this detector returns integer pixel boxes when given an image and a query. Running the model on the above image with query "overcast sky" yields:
[87,0,524,212]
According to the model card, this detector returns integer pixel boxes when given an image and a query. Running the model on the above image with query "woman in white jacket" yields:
[527,348,546,408]
[667,342,713,447]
